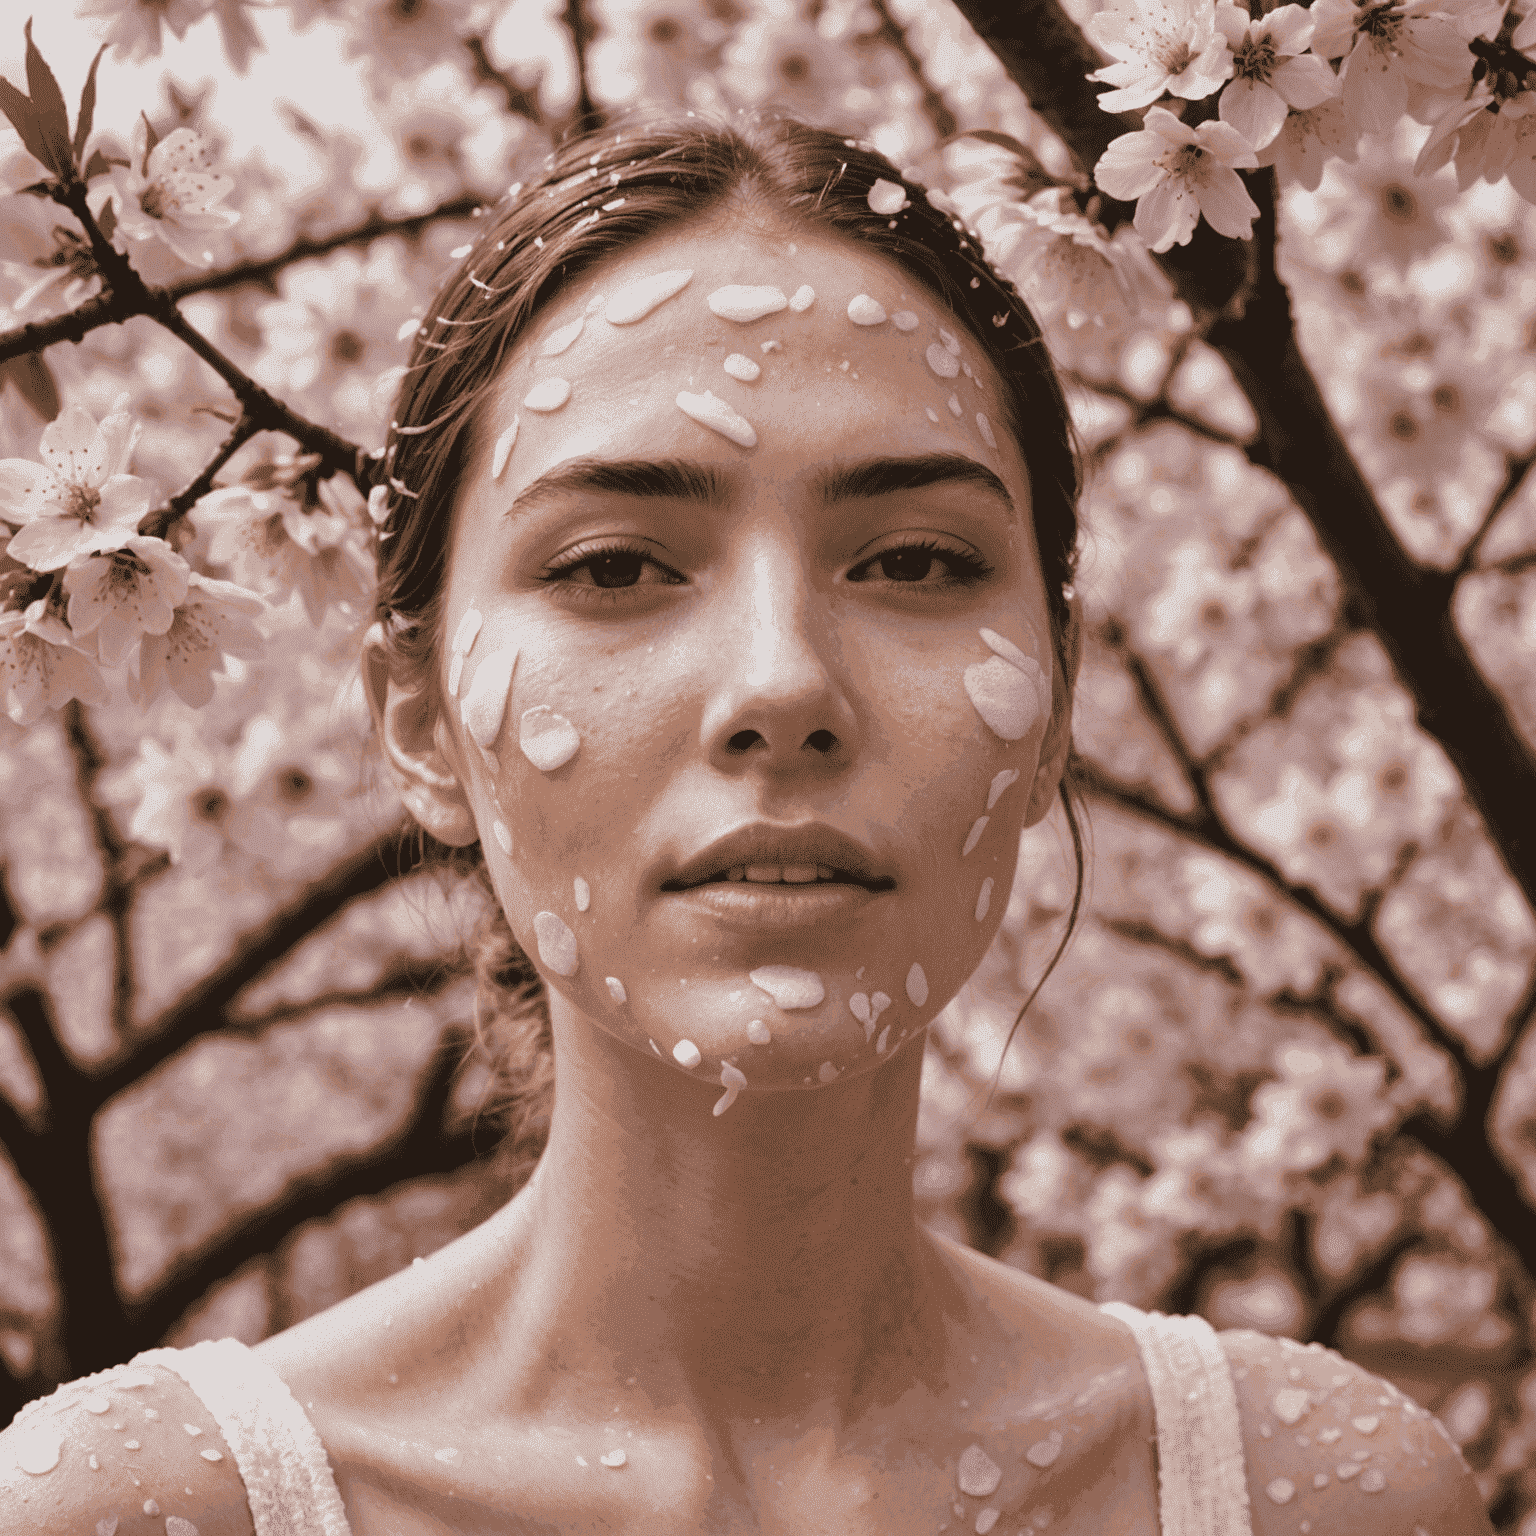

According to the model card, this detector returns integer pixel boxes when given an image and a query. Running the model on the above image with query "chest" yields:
[319,1378,1163,1536]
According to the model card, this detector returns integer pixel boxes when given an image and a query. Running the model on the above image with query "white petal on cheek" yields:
[978,626,1032,672]
[673,1038,702,1068]
[747,1018,771,1044]
[926,343,960,379]
[723,352,761,382]
[875,1022,892,1054]
[523,378,571,412]
[493,820,512,855]
[605,975,627,1003]
[534,911,579,976]
[540,315,584,356]
[491,418,519,480]
[940,328,962,357]
[964,656,1040,742]
[962,816,989,856]
[708,285,788,322]
[574,876,590,911]
[849,992,871,1026]
[749,965,825,1010]
[977,413,997,449]
[847,294,887,325]
[519,705,581,771]
[452,606,483,657]
[892,310,919,331]
[461,647,519,748]
[925,407,939,423]
[605,268,694,324]
[447,652,464,697]
[906,962,928,1007]
[976,878,994,921]
[788,284,815,312]
[947,393,963,417]
[676,390,757,449]
[987,768,1021,810]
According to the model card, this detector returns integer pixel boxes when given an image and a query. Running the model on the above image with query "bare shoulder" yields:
[0,1358,256,1536]
[1219,1328,1493,1536]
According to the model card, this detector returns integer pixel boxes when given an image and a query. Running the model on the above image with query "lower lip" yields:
[666,881,884,928]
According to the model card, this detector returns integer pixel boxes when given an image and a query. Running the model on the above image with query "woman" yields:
[1,116,1490,1536]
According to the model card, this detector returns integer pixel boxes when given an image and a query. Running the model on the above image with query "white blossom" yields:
[194,461,374,626]
[1216,4,1341,150]
[1094,106,1262,253]
[0,597,110,725]
[1085,0,1242,112]
[1309,0,1475,134]
[107,118,240,268]
[0,400,149,572]
[76,0,215,65]
[63,535,191,669]
[1256,97,1362,188]
[129,571,266,710]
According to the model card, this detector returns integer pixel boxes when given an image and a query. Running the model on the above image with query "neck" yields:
[483,994,961,1435]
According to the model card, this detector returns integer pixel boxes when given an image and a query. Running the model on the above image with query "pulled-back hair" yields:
[373,112,1087,1181]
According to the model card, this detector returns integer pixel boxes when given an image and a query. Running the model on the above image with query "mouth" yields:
[673,864,891,891]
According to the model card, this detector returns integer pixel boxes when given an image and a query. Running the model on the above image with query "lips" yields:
[660,823,896,893]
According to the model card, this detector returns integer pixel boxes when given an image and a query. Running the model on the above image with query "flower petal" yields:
[7,517,93,572]
[1094,131,1168,200]
[1135,177,1200,252]
[1262,4,1315,55]
[1220,78,1291,150]
[38,405,108,487]
[1194,161,1262,238]
[1272,52,1342,110]
[0,459,56,524]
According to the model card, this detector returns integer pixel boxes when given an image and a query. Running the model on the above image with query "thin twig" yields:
[866,0,958,141]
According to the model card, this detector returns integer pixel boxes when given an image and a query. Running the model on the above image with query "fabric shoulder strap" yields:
[133,1337,354,1536]
[1099,1302,1254,1536]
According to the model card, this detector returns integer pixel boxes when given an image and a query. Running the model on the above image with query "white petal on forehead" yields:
[523,378,571,412]
[789,284,815,312]
[605,976,627,1003]
[493,820,512,855]
[940,328,961,356]
[708,285,789,322]
[605,268,694,324]
[926,343,960,379]
[962,816,989,857]
[749,965,825,1009]
[673,1038,702,1068]
[948,393,963,416]
[534,911,579,976]
[892,310,919,331]
[574,876,591,911]
[964,655,1040,742]
[540,315,584,356]
[977,413,996,449]
[925,407,939,423]
[846,294,887,325]
[461,647,519,748]
[452,606,482,656]
[867,178,907,216]
[723,353,761,381]
[976,878,994,921]
[520,705,581,771]
[676,390,757,448]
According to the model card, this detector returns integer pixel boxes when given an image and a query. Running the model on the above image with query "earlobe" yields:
[361,622,481,848]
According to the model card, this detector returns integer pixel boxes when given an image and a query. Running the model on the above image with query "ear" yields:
[1023,591,1082,829]
[361,621,480,848]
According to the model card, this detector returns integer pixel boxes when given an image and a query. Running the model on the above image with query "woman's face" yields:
[438,217,1066,1096]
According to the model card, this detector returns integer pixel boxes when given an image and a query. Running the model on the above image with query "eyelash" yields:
[538,536,995,604]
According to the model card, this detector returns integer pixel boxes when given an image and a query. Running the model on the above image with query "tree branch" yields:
[868,0,958,142]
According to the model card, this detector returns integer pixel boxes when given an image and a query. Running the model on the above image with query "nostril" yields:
[807,729,835,752]
[728,730,761,751]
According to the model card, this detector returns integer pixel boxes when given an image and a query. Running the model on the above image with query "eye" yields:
[539,538,685,599]
[848,538,993,589]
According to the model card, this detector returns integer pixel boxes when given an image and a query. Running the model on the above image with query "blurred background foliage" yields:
[1,0,1535,1529]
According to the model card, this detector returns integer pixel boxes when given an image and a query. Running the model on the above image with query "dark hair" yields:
[373,112,1088,1175]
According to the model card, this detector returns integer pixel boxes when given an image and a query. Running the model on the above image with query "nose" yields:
[699,541,860,775]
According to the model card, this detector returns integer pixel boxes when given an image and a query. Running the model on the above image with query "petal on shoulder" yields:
[1217,1330,1493,1536]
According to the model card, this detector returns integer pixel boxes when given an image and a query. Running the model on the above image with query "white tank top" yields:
[126,1302,1254,1536]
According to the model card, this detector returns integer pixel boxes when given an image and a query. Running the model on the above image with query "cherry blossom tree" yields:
[1,0,1535,1525]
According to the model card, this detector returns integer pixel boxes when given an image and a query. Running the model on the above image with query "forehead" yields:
[472,220,1024,501]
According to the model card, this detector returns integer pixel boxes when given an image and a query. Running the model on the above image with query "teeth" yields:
[725,864,843,884]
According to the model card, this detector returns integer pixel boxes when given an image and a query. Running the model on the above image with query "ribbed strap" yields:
[1100,1303,1254,1536]
[134,1338,354,1536]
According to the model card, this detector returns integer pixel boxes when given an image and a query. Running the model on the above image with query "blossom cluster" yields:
[1075,0,1536,254]
[0,396,374,733]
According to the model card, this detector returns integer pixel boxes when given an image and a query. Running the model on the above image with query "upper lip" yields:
[662,823,896,891]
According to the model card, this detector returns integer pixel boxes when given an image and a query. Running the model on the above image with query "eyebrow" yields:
[504,452,1014,519]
